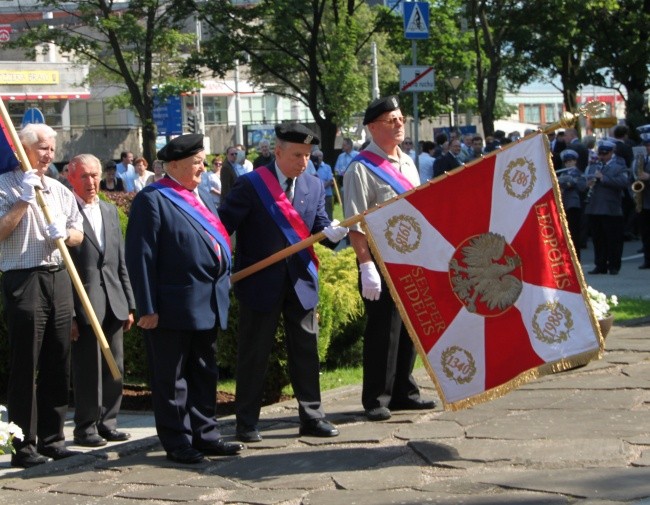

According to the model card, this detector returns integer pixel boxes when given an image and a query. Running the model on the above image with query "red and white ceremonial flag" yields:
[362,133,604,410]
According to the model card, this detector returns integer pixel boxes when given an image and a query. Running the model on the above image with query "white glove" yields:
[360,261,381,301]
[322,219,348,243]
[46,217,68,241]
[20,170,42,203]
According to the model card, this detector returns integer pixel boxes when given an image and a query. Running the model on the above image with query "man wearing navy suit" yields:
[218,123,348,443]
[125,134,243,464]
[67,154,136,448]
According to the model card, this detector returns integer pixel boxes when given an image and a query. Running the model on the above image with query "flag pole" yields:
[0,99,121,380]
[231,100,606,285]
[230,212,365,284]
[332,174,343,206]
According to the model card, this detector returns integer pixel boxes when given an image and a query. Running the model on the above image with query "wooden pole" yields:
[0,99,121,380]
[230,212,364,284]
[231,101,608,286]
[332,174,343,207]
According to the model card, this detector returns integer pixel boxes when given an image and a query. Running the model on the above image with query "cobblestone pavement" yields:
[0,240,648,504]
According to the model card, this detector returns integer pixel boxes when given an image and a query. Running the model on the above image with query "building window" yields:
[545,104,559,123]
[69,100,131,127]
[6,100,63,128]
[523,104,541,124]
[203,96,228,125]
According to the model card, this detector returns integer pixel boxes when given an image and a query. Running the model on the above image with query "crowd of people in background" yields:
[407,123,650,274]
[39,120,650,280]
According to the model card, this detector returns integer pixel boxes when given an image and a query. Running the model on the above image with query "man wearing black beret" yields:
[125,133,244,464]
[343,95,436,422]
[218,122,348,443]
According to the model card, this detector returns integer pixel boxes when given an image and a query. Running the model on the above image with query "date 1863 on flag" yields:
[362,133,604,410]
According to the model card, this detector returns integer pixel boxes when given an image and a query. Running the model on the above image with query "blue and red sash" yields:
[354,150,415,195]
[153,178,232,268]
[248,166,319,283]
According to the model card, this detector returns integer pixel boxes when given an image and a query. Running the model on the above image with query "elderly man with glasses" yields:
[343,95,436,422]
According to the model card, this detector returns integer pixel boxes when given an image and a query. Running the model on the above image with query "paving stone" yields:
[302,489,568,505]
[550,389,650,410]
[300,422,396,446]
[183,474,240,489]
[394,420,464,440]
[477,467,650,500]
[214,445,405,486]
[1,478,50,491]
[116,484,213,501]
[222,488,305,504]
[465,409,649,440]
[240,425,303,450]
[473,389,573,410]
[121,467,209,485]
[331,465,426,490]
[632,450,650,467]
[414,438,627,467]
[48,481,125,497]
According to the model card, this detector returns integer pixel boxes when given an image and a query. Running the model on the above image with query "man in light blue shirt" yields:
[313,149,334,219]
[334,138,359,178]
[115,151,136,192]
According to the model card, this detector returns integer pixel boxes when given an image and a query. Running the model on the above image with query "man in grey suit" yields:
[67,154,136,447]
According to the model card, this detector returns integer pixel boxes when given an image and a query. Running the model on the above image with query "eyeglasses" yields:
[213,161,222,165]
[374,116,405,126]
[403,141,413,145]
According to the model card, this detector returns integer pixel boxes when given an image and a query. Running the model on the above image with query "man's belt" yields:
[10,263,66,273]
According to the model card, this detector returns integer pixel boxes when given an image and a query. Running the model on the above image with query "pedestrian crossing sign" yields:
[403,2,429,40]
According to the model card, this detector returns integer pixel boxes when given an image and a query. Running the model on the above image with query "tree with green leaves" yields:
[589,0,650,138]
[466,0,535,136]
[9,0,197,163]
[191,0,402,162]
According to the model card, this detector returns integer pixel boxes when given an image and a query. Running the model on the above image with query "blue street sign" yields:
[21,108,45,128]
[403,2,429,40]
[153,93,182,137]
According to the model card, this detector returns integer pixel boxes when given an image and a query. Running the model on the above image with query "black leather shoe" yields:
[38,446,82,460]
[588,268,607,274]
[166,446,204,464]
[389,398,437,411]
[11,452,53,468]
[299,419,339,437]
[74,433,107,447]
[609,269,620,275]
[195,439,245,456]
[365,406,391,421]
[236,426,262,443]
[98,429,131,442]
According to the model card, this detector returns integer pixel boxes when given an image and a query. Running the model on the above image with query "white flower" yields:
[586,286,618,320]
[0,405,24,456]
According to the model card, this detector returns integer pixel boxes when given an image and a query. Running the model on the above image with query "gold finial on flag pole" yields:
[542,100,607,135]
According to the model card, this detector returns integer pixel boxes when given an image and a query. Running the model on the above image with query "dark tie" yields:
[285,177,294,202]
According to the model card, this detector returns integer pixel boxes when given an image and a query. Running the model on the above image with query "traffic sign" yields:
[21,108,45,128]
[400,66,435,93]
[153,93,182,136]
[403,2,429,40]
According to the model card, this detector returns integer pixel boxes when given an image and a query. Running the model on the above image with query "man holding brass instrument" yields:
[633,137,650,269]
[584,140,629,275]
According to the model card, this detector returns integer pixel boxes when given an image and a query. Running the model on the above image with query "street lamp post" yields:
[446,76,463,132]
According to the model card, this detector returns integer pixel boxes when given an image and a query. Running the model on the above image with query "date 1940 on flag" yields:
[362,133,604,410]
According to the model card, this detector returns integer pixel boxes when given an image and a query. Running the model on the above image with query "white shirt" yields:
[75,193,104,252]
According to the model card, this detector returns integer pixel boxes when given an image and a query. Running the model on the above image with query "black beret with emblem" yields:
[363,95,400,125]
[157,133,204,162]
[275,123,320,145]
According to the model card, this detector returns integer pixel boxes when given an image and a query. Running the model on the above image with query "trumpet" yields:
[633,153,646,213]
